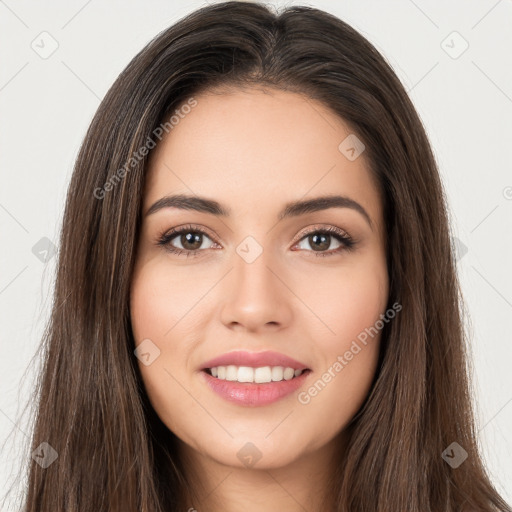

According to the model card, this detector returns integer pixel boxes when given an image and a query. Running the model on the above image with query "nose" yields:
[219,248,293,333]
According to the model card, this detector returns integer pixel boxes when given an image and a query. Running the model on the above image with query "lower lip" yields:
[200,370,311,407]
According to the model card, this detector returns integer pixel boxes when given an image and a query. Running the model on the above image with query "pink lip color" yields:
[200,369,311,407]
[201,350,308,370]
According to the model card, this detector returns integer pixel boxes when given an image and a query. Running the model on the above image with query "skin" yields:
[130,86,389,511]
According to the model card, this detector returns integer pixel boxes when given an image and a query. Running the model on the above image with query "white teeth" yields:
[283,367,295,380]
[254,366,272,383]
[208,365,305,383]
[226,365,238,381]
[238,366,254,382]
[271,366,283,381]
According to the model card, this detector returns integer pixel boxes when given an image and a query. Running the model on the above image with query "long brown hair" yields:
[8,2,510,510]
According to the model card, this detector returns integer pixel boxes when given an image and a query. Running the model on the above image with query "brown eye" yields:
[293,227,355,257]
[306,233,333,252]
[178,231,204,251]
[157,225,216,257]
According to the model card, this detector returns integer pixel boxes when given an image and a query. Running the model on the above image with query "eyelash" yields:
[156,223,356,258]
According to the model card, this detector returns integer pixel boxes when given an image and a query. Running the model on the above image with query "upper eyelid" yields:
[293,224,350,241]
[164,224,217,242]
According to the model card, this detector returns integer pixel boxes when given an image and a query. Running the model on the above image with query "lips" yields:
[200,369,311,406]
[199,350,311,406]
[200,350,309,371]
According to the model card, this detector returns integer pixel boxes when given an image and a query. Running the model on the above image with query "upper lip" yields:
[201,350,309,371]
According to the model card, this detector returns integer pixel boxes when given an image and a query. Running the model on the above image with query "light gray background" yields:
[1,0,511,508]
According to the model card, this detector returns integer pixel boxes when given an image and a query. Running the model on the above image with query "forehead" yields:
[144,87,382,228]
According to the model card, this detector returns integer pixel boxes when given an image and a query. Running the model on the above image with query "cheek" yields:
[292,256,387,432]
[130,257,209,342]
[130,268,196,437]
[295,254,388,350]
[130,259,216,436]
[130,261,197,375]
[130,277,171,343]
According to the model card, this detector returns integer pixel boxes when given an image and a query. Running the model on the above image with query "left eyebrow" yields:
[145,193,373,230]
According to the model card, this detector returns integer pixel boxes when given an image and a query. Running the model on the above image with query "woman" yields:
[19,1,511,511]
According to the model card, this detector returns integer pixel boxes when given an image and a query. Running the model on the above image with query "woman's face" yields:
[130,87,389,470]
